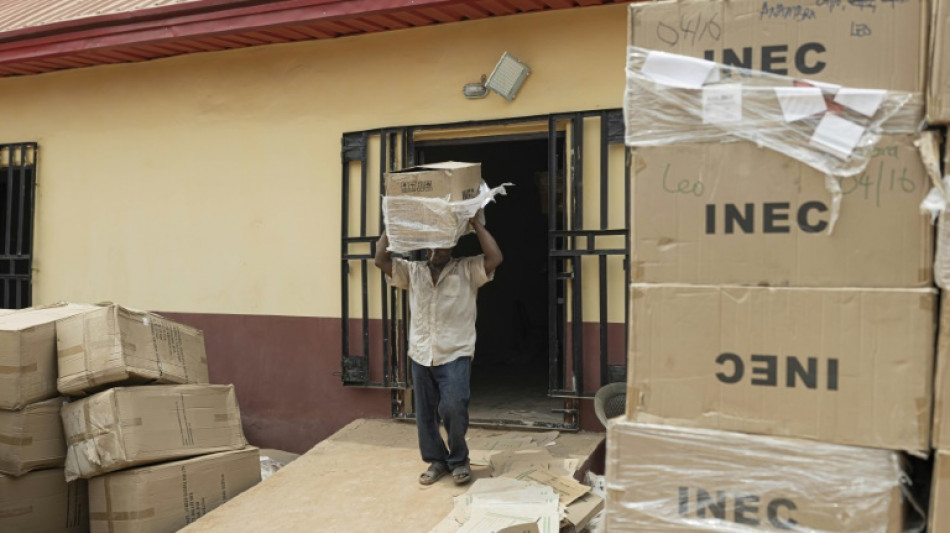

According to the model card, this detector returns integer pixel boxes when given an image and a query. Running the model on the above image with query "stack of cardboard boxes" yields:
[53,303,261,533]
[930,140,950,532]
[612,0,942,530]
[0,303,97,533]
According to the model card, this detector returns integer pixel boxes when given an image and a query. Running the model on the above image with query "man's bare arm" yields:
[374,232,393,277]
[471,215,502,276]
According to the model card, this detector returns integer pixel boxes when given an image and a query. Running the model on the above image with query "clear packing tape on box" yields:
[382,182,511,253]
[624,47,920,179]
[606,421,924,533]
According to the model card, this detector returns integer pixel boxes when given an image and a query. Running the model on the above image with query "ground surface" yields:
[182,418,604,532]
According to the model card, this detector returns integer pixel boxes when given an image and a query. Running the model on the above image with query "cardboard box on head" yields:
[383,161,493,253]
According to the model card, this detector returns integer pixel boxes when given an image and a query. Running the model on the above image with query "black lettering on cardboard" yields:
[679,486,689,516]
[705,204,716,234]
[722,47,753,69]
[827,358,839,391]
[716,353,744,384]
[724,204,754,234]
[734,494,761,526]
[751,355,778,386]
[768,498,798,530]
[763,202,790,233]
[797,201,828,233]
[796,42,826,74]
[786,356,818,389]
[696,489,727,519]
[761,45,788,74]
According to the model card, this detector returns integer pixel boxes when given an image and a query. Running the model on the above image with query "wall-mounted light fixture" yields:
[462,52,531,101]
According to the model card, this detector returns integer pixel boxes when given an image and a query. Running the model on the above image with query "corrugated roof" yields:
[0,0,632,78]
[0,0,207,33]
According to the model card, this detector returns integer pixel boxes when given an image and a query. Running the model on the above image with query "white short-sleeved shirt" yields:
[387,255,493,367]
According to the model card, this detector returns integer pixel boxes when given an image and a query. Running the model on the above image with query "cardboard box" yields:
[931,451,950,533]
[384,162,483,201]
[628,284,936,453]
[930,0,950,124]
[89,447,260,533]
[628,0,927,94]
[56,304,209,396]
[0,397,66,476]
[631,135,933,287]
[606,420,903,532]
[0,303,97,409]
[61,384,247,481]
[0,468,88,533]
[933,295,950,449]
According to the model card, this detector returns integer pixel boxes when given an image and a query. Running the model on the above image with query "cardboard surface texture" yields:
[933,294,950,449]
[89,447,260,533]
[930,0,950,124]
[56,304,209,396]
[631,135,932,287]
[606,420,903,532]
[0,303,97,409]
[61,384,247,481]
[628,284,936,453]
[628,0,927,131]
[384,162,483,201]
[931,451,950,533]
[0,468,89,533]
[0,397,66,476]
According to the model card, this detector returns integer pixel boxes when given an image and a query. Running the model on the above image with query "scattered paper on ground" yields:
[430,478,560,533]
[489,449,579,478]
[563,492,604,531]
[467,431,559,466]
[501,467,590,506]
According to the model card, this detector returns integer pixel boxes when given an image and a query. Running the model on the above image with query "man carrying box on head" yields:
[375,212,502,486]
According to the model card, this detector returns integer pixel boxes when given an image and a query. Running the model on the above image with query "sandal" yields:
[419,463,449,486]
[451,465,472,485]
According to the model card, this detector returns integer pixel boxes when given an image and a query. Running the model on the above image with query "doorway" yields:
[417,134,565,427]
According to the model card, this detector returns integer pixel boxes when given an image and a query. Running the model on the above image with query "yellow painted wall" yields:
[0,4,629,318]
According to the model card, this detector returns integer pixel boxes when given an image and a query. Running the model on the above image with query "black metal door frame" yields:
[0,143,37,309]
[339,110,628,427]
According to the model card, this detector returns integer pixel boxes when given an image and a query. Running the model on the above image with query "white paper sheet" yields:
[641,50,720,89]
[774,86,826,122]
[810,114,866,160]
[702,84,742,124]
[834,88,887,117]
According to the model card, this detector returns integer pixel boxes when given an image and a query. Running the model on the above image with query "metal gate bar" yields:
[341,111,627,405]
[0,143,36,309]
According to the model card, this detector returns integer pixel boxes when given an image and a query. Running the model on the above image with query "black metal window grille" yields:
[0,143,37,309]
[340,111,628,410]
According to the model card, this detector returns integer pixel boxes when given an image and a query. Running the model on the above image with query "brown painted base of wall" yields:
[159,312,391,454]
[159,312,613,452]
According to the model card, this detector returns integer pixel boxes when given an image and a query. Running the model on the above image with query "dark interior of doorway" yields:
[417,135,565,428]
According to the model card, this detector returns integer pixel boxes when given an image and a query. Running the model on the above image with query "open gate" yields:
[340,111,628,428]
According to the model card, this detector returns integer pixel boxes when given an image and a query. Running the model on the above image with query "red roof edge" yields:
[0,0,463,66]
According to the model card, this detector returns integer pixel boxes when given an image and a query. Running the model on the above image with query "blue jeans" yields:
[411,357,471,470]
